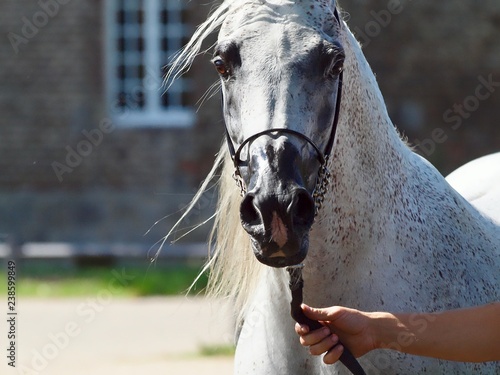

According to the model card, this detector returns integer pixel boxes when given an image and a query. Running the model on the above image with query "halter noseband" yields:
[223,8,344,215]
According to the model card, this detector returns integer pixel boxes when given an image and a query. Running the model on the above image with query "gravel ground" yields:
[3,297,234,375]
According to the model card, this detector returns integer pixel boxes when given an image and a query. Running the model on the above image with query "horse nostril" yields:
[240,193,261,227]
[291,190,315,228]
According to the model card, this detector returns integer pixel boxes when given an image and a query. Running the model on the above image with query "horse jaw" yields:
[251,234,309,268]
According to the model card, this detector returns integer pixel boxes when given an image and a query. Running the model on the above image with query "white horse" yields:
[446,152,500,226]
[167,1,500,374]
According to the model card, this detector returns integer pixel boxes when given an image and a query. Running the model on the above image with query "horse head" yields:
[215,1,344,267]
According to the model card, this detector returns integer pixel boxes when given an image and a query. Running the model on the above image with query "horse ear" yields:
[321,0,338,12]
[311,0,336,5]
[296,0,336,7]
[324,0,337,8]
[295,0,337,12]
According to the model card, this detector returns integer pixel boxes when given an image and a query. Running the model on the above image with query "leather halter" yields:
[223,9,343,207]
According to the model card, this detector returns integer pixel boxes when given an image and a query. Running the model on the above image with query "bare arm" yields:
[374,302,500,362]
[296,302,500,364]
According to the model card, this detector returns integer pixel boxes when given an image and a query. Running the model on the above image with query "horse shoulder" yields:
[446,152,500,225]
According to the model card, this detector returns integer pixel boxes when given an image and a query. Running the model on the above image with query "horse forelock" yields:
[219,1,341,44]
[165,0,340,86]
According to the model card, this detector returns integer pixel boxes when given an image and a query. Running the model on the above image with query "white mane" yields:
[166,0,268,314]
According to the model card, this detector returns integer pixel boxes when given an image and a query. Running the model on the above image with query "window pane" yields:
[159,0,192,110]
[108,0,194,126]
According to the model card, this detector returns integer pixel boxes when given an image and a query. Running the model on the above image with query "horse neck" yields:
[328,27,412,228]
[304,26,417,304]
[305,24,499,308]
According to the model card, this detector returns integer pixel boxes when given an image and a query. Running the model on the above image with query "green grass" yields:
[0,261,208,298]
[198,344,236,357]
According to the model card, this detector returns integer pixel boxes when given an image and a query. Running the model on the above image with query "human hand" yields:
[295,304,377,364]
[297,302,500,363]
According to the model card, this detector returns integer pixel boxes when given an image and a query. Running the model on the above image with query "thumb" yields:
[301,304,337,321]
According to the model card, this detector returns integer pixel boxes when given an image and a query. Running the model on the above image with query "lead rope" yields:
[287,265,367,375]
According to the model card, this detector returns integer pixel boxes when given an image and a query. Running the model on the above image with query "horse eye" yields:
[322,43,345,78]
[330,60,344,77]
[214,58,229,77]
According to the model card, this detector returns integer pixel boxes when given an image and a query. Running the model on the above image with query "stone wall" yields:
[0,1,104,189]
[341,0,500,173]
[0,0,498,245]
[0,1,221,244]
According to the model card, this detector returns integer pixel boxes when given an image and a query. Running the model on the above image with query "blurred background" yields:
[0,0,499,374]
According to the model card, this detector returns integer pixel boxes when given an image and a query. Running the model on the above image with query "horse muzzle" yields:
[229,133,324,267]
[240,184,315,268]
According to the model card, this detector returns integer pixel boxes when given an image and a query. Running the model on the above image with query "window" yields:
[105,0,195,127]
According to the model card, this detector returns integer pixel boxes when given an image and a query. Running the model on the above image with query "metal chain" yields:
[312,156,331,217]
[232,170,247,197]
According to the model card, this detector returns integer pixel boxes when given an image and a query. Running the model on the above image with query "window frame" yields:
[104,0,195,128]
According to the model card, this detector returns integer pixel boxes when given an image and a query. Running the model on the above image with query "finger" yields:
[302,304,340,321]
[299,326,331,347]
[295,323,309,335]
[309,334,339,356]
[323,343,344,365]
